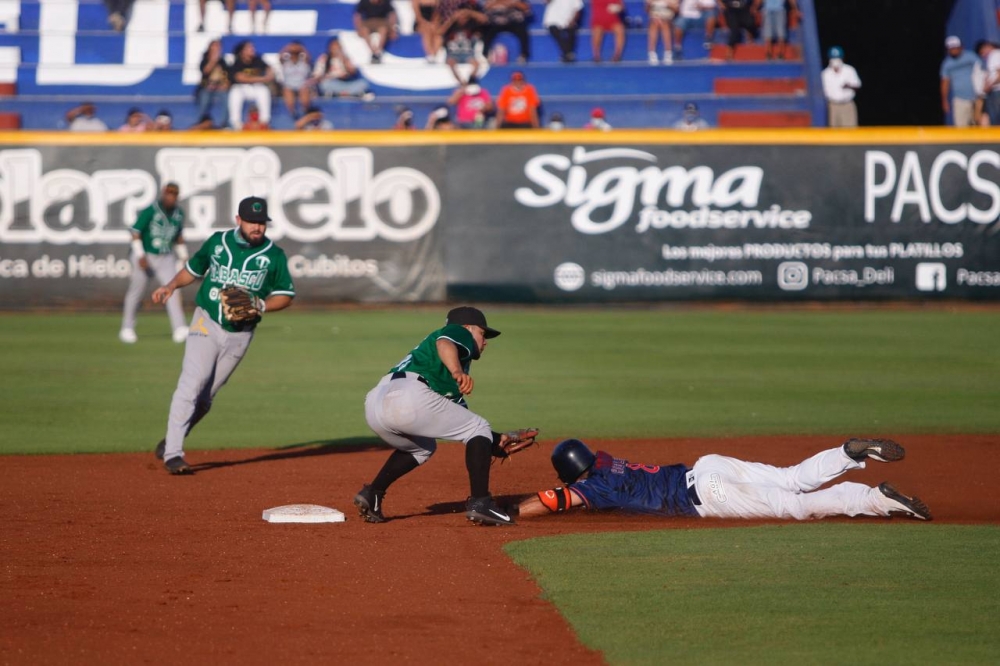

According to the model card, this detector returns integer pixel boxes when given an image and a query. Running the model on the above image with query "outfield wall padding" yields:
[1,130,999,306]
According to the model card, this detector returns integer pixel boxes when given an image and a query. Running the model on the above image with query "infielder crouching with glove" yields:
[355,307,538,526]
[151,196,295,474]
[519,438,931,521]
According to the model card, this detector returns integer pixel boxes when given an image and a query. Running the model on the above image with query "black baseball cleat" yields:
[878,482,932,521]
[843,438,905,463]
[154,439,166,461]
[466,496,515,526]
[163,456,193,475]
[354,485,386,523]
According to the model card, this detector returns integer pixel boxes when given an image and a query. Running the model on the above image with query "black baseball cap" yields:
[238,196,271,223]
[446,306,500,338]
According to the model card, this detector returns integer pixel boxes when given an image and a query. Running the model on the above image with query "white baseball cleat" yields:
[119,328,138,344]
[172,327,188,344]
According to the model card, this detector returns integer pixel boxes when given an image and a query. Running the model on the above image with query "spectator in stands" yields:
[227,40,274,130]
[295,105,334,130]
[718,0,758,61]
[646,0,679,64]
[65,103,108,132]
[590,0,626,62]
[103,0,133,32]
[197,0,236,33]
[414,0,443,61]
[496,70,541,128]
[279,40,314,119]
[583,106,612,130]
[821,45,861,128]
[975,40,1000,126]
[440,2,489,85]
[249,0,272,33]
[543,0,583,63]
[313,37,372,99]
[426,106,456,129]
[482,0,533,64]
[242,104,270,130]
[941,36,979,127]
[448,81,494,128]
[196,40,230,130]
[547,111,565,129]
[973,55,989,126]
[152,109,174,131]
[760,0,795,60]
[355,0,399,64]
[674,101,710,130]
[394,106,416,129]
[118,107,152,132]
[189,113,220,130]
[675,0,718,51]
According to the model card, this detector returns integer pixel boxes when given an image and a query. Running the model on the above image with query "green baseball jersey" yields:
[186,229,295,332]
[391,324,477,402]
[132,202,185,255]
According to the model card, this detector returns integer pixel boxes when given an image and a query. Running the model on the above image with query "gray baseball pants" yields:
[364,373,493,464]
[122,253,186,332]
[162,307,253,461]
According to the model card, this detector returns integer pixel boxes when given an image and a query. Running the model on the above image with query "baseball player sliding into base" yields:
[150,197,295,474]
[355,307,538,526]
[518,438,932,521]
[119,182,190,344]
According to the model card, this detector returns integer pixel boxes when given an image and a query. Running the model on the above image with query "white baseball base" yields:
[262,504,346,523]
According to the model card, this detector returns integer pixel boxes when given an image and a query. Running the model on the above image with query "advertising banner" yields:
[445,142,1000,301]
[0,143,446,307]
[2,135,999,307]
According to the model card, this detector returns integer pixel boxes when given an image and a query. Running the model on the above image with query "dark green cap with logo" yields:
[238,196,271,223]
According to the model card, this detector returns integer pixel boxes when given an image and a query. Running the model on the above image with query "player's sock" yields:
[371,450,420,495]
[466,436,492,498]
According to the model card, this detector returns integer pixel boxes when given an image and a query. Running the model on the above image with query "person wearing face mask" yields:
[821,45,861,128]
[940,36,979,127]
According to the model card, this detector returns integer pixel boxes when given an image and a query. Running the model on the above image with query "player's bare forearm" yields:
[436,338,474,394]
[517,496,551,519]
[263,294,293,313]
[152,269,197,304]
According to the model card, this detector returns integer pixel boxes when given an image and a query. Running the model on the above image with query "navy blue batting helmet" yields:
[552,439,597,484]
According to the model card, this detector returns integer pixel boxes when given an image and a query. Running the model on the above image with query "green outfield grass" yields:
[1,308,998,454]
[505,524,1000,665]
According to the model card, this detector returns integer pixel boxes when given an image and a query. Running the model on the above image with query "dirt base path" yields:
[1,434,997,664]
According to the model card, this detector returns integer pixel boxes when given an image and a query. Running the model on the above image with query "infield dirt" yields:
[1,435,997,664]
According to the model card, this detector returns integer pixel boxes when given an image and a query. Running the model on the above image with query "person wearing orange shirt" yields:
[495,70,541,128]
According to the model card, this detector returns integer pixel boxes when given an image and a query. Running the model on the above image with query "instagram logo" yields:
[777,262,809,291]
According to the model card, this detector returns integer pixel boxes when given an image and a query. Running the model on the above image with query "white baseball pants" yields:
[691,447,902,520]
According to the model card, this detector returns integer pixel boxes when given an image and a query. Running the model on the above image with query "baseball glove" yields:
[220,287,261,324]
[493,428,540,460]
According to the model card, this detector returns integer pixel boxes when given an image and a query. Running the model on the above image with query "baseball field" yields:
[2,306,999,664]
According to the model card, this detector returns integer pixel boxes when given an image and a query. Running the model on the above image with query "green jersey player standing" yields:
[119,182,190,344]
[151,196,295,474]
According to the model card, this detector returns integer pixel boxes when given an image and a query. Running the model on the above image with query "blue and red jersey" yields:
[569,451,697,517]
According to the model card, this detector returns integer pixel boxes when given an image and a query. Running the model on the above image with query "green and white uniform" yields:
[162,229,295,462]
[122,202,187,333]
[365,324,492,464]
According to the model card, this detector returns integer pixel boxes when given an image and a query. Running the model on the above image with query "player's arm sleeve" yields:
[264,251,296,298]
[131,207,151,234]
[185,235,215,278]
[436,324,474,361]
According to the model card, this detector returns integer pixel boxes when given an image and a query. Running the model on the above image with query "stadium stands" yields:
[0,0,822,130]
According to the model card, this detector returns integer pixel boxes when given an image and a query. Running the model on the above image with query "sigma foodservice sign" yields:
[501,144,1000,300]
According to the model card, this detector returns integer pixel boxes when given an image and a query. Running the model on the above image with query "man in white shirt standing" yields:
[821,45,862,128]
[975,40,1000,126]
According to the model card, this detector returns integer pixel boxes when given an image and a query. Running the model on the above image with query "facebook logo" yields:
[915,263,947,292]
